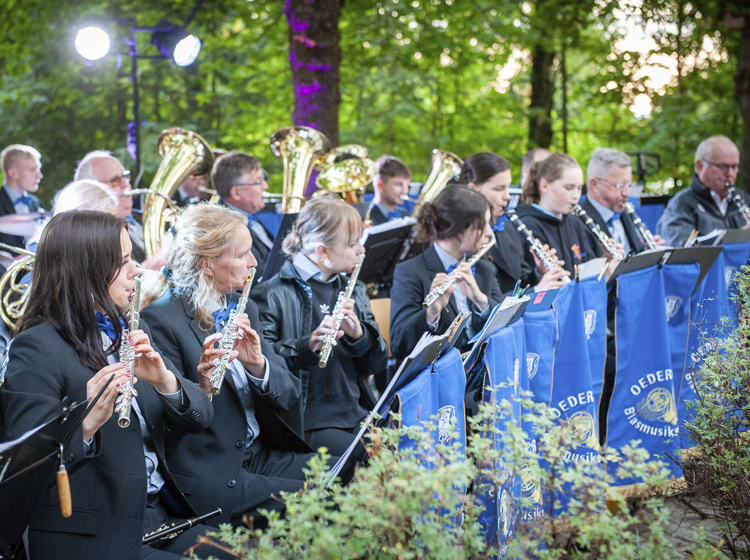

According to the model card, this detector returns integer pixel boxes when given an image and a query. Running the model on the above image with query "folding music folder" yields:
[358,218,416,286]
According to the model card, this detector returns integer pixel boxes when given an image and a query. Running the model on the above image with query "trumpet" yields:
[572,204,625,260]
[115,277,141,428]
[622,202,657,250]
[506,210,570,283]
[422,236,497,309]
[727,182,750,225]
[319,253,366,368]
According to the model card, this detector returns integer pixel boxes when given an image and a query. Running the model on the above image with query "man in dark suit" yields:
[0,144,45,250]
[580,147,664,255]
[212,151,275,273]
[366,155,412,226]
[172,173,209,207]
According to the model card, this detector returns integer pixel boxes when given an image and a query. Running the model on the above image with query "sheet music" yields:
[462,296,530,369]
[578,257,607,279]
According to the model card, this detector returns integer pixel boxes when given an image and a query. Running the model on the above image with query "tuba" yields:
[417,149,463,206]
[0,243,36,329]
[142,128,213,257]
[316,157,377,204]
[269,126,331,214]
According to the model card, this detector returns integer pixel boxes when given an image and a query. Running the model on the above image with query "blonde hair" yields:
[282,195,363,257]
[1,144,41,176]
[140,203,248,330]
[52,180,118,215]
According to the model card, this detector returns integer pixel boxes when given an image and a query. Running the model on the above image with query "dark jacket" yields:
[250,260,388,432]
[389,244,505,364]
[0,321,212,560]
[141,288,311,525]
[0,186,43,250]
[513,203,601,276]
[579,197,646,255]
[367,204,408,226]
[656,174,750,247]
[485,224,538,293]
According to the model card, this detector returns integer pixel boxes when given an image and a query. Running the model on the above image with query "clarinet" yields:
[622,201,657,250]
[422,236,497,309]
[115,277,141,429]
[143,508,222,545]
[506,210,570,284]
[209,269,256,395]
[727,182,750,225]
[572,204,625,260]
[318,253,367,368]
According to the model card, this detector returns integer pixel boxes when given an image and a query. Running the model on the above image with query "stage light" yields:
[74,26,110,61]
[152,23,201,66]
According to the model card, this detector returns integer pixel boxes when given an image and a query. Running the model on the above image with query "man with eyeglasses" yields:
[0,144,45,251]
[580,147,664,256]
[657,136,746,247]
[211,151,274,273]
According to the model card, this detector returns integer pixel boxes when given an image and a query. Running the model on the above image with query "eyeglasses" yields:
[705,161,740,172]
[596,178,637,190]
[109,170,131,188]
[234,182,264,189]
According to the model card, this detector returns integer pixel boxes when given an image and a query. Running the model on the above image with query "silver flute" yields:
[726,182,750,225]
[422,236,497,309]
[319,253,366,368]
[210,269,256,395]
[115,277,141,428]
[572,204,625,260]
[622,201,657,250]
[506,210,570,283]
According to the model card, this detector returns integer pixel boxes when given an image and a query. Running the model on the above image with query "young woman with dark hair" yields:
[389,185,504,364]
[0,210,221,560]
[460,152,569,293]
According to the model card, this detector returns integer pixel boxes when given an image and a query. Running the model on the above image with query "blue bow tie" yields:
[213,301,237,333]
[386,209,402,221]
[492,215,508,232]
[247,215,258,228]
[125,214,137,226]
[447,262,475,277]
[607,213,621,227]
[95,312,126,341]
[15,195,33,206]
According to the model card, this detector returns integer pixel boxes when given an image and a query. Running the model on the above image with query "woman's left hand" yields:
[454,262,489,312]
[129,329,180,394]
[233,314,265,379]
[338,298,364,340]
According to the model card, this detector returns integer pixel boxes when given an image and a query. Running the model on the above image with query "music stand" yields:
[359,219,416,287]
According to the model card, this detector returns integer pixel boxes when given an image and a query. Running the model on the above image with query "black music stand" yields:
[257,212,298,283]
[359,218,416,287]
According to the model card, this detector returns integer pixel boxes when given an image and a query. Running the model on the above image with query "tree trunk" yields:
[283,0,342,146]
[736,21,750,192]
[528,44,556,149]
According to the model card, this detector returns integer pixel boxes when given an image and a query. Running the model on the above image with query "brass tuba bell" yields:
[142,128,213,257]
[315,155,377,205]
[417,149,464,206]
[269,126,331,214]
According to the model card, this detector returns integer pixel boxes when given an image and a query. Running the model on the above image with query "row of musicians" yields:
[0,147,654,559]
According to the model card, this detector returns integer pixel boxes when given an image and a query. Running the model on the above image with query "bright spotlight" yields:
[173,34,201,66]
[74,26,111,61]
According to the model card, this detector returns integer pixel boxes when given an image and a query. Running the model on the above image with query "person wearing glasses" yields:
[580,148,664,256]
[211,151,274,274]
[657,136,745,247]
[0,144,45,251]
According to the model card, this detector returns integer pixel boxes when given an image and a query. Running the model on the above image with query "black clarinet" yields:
[142,508,222,545]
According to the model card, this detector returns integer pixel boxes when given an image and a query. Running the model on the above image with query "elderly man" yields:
[0,144,45,250]
[212,151,274,273]
[657,136,746,247]
[580,147,663,255]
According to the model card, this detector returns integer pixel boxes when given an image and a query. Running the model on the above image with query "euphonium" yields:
[0,243,36,329]
[622,201,657,250]
[573,204,625,260]
[269,126,331,214]
[142,128,213,257]
[506,210,570,283]
[417,149,463,206]
[726,182,750,225]
[115,277,141,428]
[316,157,377,204]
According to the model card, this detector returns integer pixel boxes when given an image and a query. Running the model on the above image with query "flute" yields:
[115,277,141,428]
[422,236,497,309]
[573,204,625,260]
[506,209,570,283]
[210,269,256,395]
[318,253,366,368]
[622,201,657,250]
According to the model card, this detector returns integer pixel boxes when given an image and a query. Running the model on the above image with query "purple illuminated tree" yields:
[283,0,342,146]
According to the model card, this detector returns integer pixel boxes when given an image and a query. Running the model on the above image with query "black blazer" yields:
[0,187,42,250]
[389,244,505,364]
[485,226,538,294]
[579,197,645,255]
[0,321,212,560]
[141,289,311,525]
[367,204,408,226]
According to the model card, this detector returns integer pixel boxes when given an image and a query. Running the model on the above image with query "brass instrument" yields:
[115,277,141,428]
[319,253,366,368]
[727,182,750,225]
[316,144,370,169]
[210,270,256,395]
[506,210,570,283]
[422,236,497,309]
[417,149,463,206]
[0,243,36,329]
[142,128,213,257]
[316,157,377,204]
[572,204,625,260]
[622,202,657,250]
[269,126,331,214]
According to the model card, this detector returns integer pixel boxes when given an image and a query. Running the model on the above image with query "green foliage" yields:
[203,395,721,559]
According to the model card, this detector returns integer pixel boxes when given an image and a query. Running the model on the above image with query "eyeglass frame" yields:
[704,161,740,172]
[109,169,131,189]
[233,181,265,189]
[595,177,637,190]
